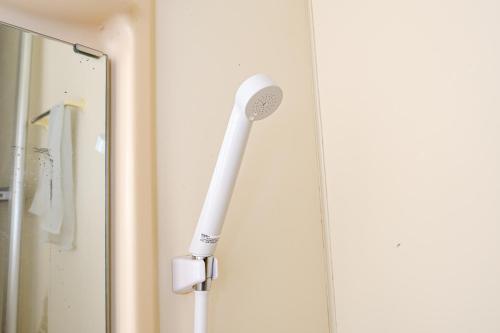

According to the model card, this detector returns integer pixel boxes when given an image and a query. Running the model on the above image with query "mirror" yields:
[0,22,108,333]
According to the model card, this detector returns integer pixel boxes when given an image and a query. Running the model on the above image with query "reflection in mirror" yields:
[0,23,108,333]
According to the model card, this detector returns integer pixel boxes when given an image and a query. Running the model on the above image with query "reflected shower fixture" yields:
[172,74,283,333]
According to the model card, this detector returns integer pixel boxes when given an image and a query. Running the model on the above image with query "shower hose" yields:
[194,291,209,333]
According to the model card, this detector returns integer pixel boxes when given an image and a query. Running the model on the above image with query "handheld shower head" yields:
[189,74,283,257]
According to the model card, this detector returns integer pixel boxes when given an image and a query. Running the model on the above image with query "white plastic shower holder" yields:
[172,256,218,294]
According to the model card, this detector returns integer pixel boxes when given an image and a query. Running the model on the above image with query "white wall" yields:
[311,0,500,332]
[156,1,330,332]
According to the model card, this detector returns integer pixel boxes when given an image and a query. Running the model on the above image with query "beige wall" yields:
[156,1,330,332]
[311,0,500,332]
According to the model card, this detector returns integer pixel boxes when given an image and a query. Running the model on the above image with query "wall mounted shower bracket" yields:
[172,256,218,294]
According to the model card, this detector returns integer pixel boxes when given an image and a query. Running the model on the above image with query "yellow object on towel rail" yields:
[31,98,85,128]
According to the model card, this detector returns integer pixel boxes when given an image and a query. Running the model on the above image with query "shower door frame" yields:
[5,31,32,333]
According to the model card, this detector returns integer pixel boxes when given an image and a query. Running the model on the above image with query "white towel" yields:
[29,104,76,250]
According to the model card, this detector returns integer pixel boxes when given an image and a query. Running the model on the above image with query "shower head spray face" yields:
[235,74,283,121]
[189,74,283,257]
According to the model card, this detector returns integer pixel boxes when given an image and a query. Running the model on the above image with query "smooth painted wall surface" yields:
[156,1,330,332]
[311,0,500,332]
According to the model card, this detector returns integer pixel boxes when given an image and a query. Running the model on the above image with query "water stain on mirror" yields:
[0,22,108,333]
